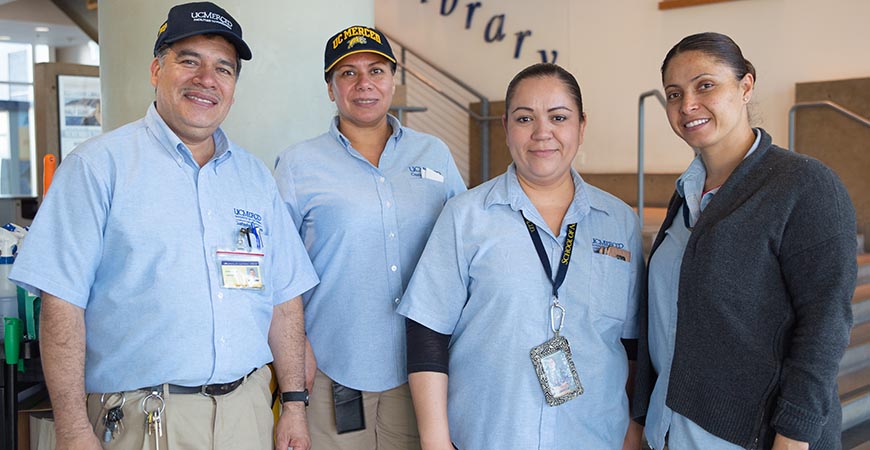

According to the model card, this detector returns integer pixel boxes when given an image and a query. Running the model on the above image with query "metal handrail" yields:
[388,34,500,182]
[789,101,870,151]
[396,64,499,122]
[637,90,667,229]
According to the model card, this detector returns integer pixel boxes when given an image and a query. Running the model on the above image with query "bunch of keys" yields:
[99,392,126,443]
[142,391,166,450]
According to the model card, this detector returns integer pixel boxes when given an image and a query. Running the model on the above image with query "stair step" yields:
[843,389,870,433]
[842,342,869,374]
[853,322,870,348]
[857,285,870,305]
[843,417,870,449]
[841,366,870,399]
[856,297,870,326]
[842,313,870,374]
[859,254,870,286]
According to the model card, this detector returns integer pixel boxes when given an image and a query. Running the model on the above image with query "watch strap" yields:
[281,389,309,406]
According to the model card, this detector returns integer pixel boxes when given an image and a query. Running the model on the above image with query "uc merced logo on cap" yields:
[191,11,233,29]
[347,36,367,49]
[332,26,382,50]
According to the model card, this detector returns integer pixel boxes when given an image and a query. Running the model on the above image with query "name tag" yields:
[216,250,265,290]
[530,335,584,406]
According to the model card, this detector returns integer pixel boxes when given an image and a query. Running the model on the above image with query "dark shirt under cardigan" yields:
[632,129,857,449]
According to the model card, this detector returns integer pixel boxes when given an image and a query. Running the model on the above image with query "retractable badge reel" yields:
[216,226,266,290]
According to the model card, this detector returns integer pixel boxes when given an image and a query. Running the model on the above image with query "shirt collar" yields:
[485,164,604,222]
[676,128,762,198]
[144,103,232,169]
[676,128,762,224]
[327,114,404,151]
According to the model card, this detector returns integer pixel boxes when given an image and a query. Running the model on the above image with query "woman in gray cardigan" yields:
[632,32,856,450]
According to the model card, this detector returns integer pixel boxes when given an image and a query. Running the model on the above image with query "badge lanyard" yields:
[522,211,584,406]
[521,212,577,336]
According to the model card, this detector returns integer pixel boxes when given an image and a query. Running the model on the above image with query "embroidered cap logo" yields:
[347,36,367,49]
[190,11,233,29]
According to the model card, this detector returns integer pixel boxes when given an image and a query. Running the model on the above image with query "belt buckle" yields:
[200,384,213,397]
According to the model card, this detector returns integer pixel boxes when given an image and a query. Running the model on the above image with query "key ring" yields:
[100,392,126,409]
[141,391,166,415]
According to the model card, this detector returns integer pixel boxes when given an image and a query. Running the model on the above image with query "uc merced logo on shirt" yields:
[592,238,624,253]
[234,208,262,227]
[408,166,445,183]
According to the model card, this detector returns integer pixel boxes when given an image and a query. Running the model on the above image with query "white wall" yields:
[376,0,870,173]
[99,0,374,168]
[55,42,99,66]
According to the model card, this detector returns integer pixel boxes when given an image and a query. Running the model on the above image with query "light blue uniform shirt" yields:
[645,130,762,450]
[274,115,466,391]
[398,165,643,450]
[10,104,319,393]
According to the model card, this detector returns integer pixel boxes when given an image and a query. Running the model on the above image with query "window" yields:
[0,42,36,197]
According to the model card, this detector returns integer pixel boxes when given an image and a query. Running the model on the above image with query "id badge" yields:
[216,250,265,290]
[530,335,584,406]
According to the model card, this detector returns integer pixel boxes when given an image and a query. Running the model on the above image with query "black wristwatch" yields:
[281,389,309,406]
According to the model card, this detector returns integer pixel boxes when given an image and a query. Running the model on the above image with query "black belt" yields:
[141,368,256,397]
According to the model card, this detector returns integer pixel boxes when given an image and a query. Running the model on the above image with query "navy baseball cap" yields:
[324,25,396,77]
[154,2,252,60]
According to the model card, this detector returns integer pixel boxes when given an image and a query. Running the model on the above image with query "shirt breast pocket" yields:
[587,253,631,322]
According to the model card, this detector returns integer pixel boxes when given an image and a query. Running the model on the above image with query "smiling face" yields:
[662,50,754,155]
[504,75,586,188]
[327,52,396,131]
[150,34,237,147]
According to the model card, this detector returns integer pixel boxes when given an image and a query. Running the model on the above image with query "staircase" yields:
[842,251,870,448]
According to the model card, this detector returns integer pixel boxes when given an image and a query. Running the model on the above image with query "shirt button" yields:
[394,298,401,304]
[390,265,398,272]
[379,176,386,183]
[385,201,392,208]
[217,292,224,299]
[177,157,183,164]
[207,209,213,216]
[389,232,396,238]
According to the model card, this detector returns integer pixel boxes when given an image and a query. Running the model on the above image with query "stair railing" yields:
[387,34,502,183]
[789,101,870,151]
[637,90,667,229]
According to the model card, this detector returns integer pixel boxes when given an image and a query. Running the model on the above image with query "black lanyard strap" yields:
[521,211,577,299]
[682,196,692,230]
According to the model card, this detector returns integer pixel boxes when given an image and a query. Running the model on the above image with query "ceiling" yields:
[0,0,92,47]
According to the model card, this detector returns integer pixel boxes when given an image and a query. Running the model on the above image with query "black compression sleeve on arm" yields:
[406,318,450,374]
[622,338,638,361]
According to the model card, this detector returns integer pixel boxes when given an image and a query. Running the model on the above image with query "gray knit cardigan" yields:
[632,129,857,449]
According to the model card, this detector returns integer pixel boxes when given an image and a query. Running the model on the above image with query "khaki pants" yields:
[86,365,274,450]
[308,369,421,450]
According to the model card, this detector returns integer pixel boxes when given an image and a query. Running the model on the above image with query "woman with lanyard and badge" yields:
[632,33,856,450]
[398,63,644,449]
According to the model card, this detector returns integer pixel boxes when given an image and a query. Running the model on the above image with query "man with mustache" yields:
[10,3,317,449]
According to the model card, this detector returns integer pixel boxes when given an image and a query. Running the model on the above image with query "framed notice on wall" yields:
[57,74,102,159]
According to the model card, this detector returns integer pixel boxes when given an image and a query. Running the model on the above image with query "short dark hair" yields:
[155,33,243,79]
[504,63,584,122]
[661,32,755,83]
